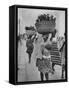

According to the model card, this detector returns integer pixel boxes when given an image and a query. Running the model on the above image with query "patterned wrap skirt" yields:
[36,58,53,73]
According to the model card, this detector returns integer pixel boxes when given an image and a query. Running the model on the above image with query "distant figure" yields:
[60,42,65,79]
[26,38,34,63]
[59,36,65,79]
[26,34,36,63]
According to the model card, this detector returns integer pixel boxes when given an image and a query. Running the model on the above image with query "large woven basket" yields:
[35,21,55,34]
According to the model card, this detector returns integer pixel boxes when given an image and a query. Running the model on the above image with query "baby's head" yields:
[44,49,50,56]
[42,48,50,56]
[42,34,49,42]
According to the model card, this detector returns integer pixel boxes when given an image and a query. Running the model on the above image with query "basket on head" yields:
[25,26,36,36]
[35,14,56,35]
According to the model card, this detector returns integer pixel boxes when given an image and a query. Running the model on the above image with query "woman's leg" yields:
[45,72,49,80]
[40,72,44,81]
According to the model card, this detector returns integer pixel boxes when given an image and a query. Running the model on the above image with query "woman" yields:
[36,41,53,81]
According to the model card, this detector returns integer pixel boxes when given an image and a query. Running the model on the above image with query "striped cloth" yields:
[50,42,61,65]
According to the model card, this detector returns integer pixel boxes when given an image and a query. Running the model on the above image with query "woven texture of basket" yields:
[35,14,56,34]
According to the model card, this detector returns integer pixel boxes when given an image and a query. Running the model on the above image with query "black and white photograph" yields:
[0,0,69,89]
[17,7,67,83]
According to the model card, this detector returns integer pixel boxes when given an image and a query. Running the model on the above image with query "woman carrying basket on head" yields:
[36,43,53,81]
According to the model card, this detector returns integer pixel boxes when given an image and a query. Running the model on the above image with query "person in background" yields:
[26,33,37,63]
[26,36,34,63]
[59,35,65,79]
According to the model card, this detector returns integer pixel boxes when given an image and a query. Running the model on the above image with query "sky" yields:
[18,8,65,37]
